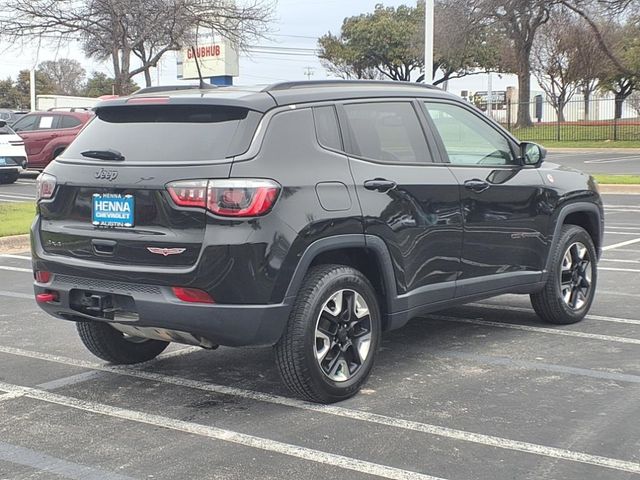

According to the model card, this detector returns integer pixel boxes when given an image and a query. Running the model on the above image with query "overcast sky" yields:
[0,0,524,97]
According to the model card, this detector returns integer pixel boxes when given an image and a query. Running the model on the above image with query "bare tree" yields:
[532,14,579,122]
[1,0,274,94]
[566,18,612,120]
[38,59,87,96]
[481,0,562,127]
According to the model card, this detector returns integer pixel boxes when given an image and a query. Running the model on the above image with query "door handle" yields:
[364,178,397,193]
[464,179,490,193]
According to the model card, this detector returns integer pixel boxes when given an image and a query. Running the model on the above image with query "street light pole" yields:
[424,0,434,84]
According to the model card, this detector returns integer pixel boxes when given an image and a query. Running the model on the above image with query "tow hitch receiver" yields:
[82,293,118,314]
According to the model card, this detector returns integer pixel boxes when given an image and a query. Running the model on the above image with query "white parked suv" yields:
[0,120,28,184]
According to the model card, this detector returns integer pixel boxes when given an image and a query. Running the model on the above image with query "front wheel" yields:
[275,265,381,403]
[77,321,169,364]
[531,225,597,324]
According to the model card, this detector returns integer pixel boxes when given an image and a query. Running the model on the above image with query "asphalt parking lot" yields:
[0,181,639,478]
[546,150,640,175]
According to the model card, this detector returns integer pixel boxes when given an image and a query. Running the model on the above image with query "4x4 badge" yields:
[95,168,118,181]
[147,247,186,256]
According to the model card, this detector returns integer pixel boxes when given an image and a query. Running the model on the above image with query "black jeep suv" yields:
[32,81,603,403]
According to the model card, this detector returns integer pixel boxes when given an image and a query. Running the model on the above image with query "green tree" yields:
[318,1,499,85]
[0,78,20,109]
[82,71,138,97]
[599,21,640,119]
[13,70,55,109]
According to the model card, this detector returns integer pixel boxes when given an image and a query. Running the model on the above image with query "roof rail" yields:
[46,107,92,112]
[132,84,218,95]
[263,80,438,92]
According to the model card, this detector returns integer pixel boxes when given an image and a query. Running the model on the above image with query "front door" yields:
[423,101,549,297]
[339,100,463,308]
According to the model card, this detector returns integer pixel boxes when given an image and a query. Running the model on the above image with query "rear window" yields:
[64,105,261,163]
[60,116,82,129]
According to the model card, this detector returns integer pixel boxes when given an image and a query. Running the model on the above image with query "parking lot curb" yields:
[0,234,30,254]
[599,184,640,194]
[548,148,640,153]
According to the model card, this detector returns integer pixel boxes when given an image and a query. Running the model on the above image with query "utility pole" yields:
[304,67,314,80]
[424,0,434,84]
[29,69,36,112]
[487,72,493,119]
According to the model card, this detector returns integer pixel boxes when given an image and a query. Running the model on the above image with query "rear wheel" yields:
[76,321,169,364]
[275,265,381,403]
[0,172,19,184]
[531,225,597,324]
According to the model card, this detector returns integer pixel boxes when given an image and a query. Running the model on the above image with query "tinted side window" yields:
[12,115,38,132]
[60,116,82,129]
[313,106,342,151]
[425,102,515,166]
[343,102,429,164]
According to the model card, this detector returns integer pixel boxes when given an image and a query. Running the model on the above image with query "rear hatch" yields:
[38,101,263,267]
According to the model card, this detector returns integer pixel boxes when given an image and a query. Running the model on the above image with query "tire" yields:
[53,147,66,159]
[531,225,597,324]
[275,264,381,403]
[0,172,19,184]
[76,321,169,364]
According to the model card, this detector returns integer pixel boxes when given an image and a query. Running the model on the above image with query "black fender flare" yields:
[283,234,399,322]
[544,201,603,276]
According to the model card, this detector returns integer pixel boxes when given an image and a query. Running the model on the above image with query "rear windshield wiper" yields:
[81,149,125,161]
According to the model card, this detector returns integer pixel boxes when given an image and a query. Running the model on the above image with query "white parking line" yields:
[585,155,640,164]
[0,266,31,273]
[606,231,640,236]
[0,254,31,260]
[466,302,640,326]
[0,193,35,200]
[0,391,25,402]
[600,266,640,273]
[0,198,24,203]
[1,345,639,474]
[603,238,640,251]
[426,315,640,345]
[601,258,640,264]
[0,381,447,480]
[0,441,136,480]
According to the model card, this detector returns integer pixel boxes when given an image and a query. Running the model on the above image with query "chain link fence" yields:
[485,97,640,142]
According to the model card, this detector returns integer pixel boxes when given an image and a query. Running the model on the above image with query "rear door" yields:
[23,114,60,157]
[339,99,462,307]
[422,100,548,297]
[38,103,261,268]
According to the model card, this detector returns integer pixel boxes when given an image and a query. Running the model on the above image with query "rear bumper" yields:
[33,274,292,347]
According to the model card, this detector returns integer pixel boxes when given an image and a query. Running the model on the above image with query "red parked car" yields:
[11,110,93,170]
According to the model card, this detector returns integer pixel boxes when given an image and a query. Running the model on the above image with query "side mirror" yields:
[0,120,6,128]
[520,142,546,167]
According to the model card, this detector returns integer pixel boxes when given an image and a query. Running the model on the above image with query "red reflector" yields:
[36,292,58,303]
[126,97,170,105]
[172,287,214,304]
[35,271,51,283]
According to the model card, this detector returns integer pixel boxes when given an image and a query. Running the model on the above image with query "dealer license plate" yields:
[92,193,135,227]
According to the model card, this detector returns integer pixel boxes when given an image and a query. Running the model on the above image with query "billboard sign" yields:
[177,39,239,80]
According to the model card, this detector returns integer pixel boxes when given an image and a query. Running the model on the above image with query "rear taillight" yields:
[167,180,208,208]
[36,173,57,201]
[167,179,280,217]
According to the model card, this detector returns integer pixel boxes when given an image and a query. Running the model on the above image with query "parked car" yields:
[12,110,93,170]
[0,109,19,125]
[31,81,603,403]
[0,120,28,184]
